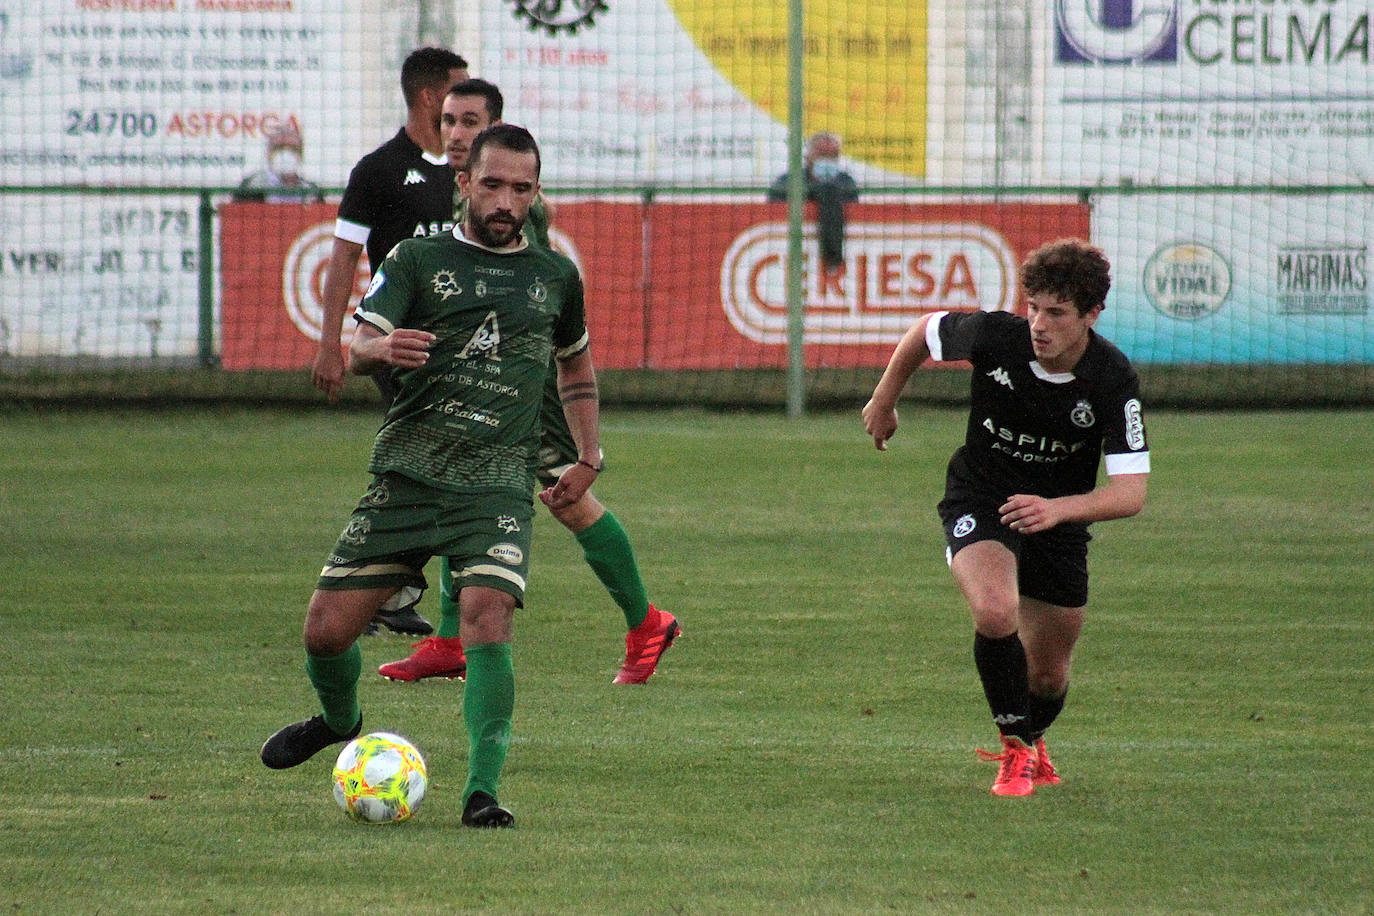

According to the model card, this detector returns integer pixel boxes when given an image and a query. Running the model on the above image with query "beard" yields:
[467,212,522,249]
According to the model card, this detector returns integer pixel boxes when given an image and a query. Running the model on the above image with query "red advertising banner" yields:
[219,201,1087,372]
[220,201,366,371]
[599,202,1090,370]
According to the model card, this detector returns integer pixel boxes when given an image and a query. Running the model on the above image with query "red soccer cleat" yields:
[378,636,467,682]
[612,606,679,685]
[1033,737,1061,787]
[976,735,1038,797]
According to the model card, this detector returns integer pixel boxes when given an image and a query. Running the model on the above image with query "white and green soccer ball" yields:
[331,732,427,824]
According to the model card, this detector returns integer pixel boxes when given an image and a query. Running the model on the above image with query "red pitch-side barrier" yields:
[219,200,1089,371]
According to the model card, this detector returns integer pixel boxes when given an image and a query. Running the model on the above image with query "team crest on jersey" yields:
[527,278,548,303]
[1070,400,1096,428]
[953,514,977,538]
[432,269,461,300]
[496,515,521,534]
[456,311,502,360]
[987,367,1014,389]
[475,278,489,298]
[340,515,371,546]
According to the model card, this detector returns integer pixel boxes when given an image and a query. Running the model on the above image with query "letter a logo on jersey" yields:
[456,310,502,360]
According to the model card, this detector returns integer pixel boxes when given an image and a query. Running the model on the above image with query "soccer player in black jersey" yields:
[312,46,468,405]
[309,47,467,637]
[862,238,1150,797]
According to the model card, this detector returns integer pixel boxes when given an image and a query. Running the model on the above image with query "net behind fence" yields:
[2,1,1372,408]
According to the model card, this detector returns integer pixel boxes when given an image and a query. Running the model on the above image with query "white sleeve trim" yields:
[555,330,591,361]
[335,217,371,245]
[1106,451,1150,476]
[352,308,394,334]
[925,311,950,361]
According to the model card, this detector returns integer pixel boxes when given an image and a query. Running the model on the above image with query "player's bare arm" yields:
[312,237,366,400]
[1000,472,1148,535]
[863,313,935,450]
[539,348,601,511]
[348,322,435,375]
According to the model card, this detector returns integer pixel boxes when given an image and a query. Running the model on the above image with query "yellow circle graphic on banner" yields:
[668,0,927,178]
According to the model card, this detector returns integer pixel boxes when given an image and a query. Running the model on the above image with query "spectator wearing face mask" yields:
[234,123,324,204]
[767,130,859,273]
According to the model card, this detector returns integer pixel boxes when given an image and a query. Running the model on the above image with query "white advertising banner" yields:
[0,192,205,359]
[478,0,928,186]
[1041,0,1374,184]
[0,1,370,189]
[1094,193,1373,363]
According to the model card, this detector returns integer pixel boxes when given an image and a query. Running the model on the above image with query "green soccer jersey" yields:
[354,225,588,494]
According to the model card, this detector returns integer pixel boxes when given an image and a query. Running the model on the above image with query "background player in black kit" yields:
[862,238,1150,797]
[310,47,468,636]
[312,46,468,407]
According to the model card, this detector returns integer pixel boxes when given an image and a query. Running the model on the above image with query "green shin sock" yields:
[575,510,651,629]
[462,642,514,805]
[305,644,362,735]
[437,555,460,639]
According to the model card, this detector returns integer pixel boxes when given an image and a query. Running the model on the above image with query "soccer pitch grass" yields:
[2,407,1371,914]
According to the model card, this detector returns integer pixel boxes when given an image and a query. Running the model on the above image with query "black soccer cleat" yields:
[371,607,434,637]
[461,791,515,828]
[260,714,361,770]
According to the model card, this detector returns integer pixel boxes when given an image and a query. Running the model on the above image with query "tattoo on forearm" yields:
[559,381,598,405]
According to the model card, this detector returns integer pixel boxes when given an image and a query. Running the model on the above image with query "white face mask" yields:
[269,148,302,176]
[811,159,839,181]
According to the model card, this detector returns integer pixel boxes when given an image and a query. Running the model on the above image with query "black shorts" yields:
[937,492,1091,608]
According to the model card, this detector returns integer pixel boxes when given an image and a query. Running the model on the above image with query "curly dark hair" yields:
[1021,238,1111,315]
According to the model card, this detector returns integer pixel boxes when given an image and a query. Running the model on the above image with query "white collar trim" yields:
[452,223,528,254]
[1030,360,1075,384]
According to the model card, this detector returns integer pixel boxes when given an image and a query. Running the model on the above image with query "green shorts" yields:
[318,472,534,606]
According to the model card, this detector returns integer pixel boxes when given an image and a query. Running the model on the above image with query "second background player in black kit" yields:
[311,47,469,636]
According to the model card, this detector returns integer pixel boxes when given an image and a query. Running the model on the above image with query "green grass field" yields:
[3,407,1371,914]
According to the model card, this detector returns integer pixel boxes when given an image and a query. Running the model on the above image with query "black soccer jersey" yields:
[931,310,1149,501]
[335,128,456,274]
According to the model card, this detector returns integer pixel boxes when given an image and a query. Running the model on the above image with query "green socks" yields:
[575,510,650,629]
[305,643,362,735]
[437,556,460,638]
[463,642,514,805]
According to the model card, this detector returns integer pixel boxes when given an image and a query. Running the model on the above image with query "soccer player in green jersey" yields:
[262,125,597,828]
[377,77,680,687]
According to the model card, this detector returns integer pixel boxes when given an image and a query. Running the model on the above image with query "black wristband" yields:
[577,459,603,473]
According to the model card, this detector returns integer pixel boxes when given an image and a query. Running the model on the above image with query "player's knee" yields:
[304,589,368,655]
[458,587,517,643]
[967,594,1020,637]
[550,490,604,532]
[1028,670,1069,697]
